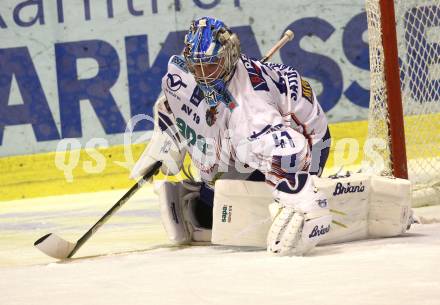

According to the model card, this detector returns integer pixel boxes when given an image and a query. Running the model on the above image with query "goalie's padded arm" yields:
[130,95,186,179]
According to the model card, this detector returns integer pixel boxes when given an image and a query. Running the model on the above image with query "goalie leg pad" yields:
[211,180,274,247]
[211,173,411,249]
[155,181,212,245]
[368,175,411,237]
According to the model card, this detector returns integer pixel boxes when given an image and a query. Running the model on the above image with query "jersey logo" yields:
[206,106,218,126]
[241,54,269,91]
[175,117,210,154]
[190,86,204,107]
[166,73,187,91]
[266,62,299,100]
[261,66,287,96]
[170,56,189,73]
[301,78,314,104]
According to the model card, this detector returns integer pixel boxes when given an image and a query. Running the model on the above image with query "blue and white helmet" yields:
[184,17,240,107]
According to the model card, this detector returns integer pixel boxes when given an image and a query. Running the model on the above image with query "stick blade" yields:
[34,233,76,260]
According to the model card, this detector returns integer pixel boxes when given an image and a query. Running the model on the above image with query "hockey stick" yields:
[34,161,162,260]
[260,29,294,63]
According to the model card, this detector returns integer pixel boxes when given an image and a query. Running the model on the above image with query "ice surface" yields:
[1,185,440,305]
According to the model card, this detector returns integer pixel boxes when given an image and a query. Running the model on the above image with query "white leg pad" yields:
[155,181,191,244]
[211,174,412,248]
[368,176,411,237]
[155,181,212,245]
[211,180,273,247]
[313,174,371,245]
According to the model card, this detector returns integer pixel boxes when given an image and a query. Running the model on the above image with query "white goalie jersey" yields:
[161,54,329,186]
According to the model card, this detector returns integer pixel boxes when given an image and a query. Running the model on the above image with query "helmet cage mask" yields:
[184,17,240,107]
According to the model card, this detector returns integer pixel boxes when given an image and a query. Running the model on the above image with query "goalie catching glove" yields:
[267,172,332,256]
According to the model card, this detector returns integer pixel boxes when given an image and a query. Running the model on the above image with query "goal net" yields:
[365,0,440,207]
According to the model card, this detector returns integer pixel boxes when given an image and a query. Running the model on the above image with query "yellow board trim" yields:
[0,119,390,201]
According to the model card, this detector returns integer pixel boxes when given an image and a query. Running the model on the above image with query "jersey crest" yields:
[241,54,269,91]
[206,106,218,126]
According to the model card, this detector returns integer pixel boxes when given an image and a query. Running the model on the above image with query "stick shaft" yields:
[67,161,163,258]
[261,30,294,63]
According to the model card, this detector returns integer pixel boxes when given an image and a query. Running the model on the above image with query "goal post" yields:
[364,0,440,206]
[378,0,408,179]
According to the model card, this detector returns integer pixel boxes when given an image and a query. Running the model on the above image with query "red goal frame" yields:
[379,0,408,179]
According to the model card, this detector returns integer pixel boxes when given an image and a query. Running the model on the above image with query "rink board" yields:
[2,114,440,201]
[0,120,369,201]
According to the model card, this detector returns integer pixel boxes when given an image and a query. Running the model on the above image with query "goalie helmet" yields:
[183,17,241,108]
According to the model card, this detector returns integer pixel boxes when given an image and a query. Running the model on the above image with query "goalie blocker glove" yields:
[267,172,332,256]
[130,95,186,179]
